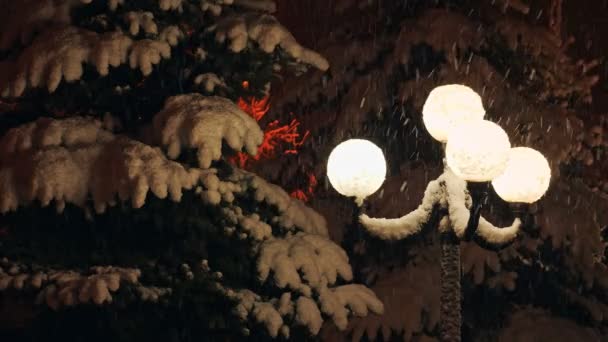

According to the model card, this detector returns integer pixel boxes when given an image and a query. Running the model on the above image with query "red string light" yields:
[232,93,317,201]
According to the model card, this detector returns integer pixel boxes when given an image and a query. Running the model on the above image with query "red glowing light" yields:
[290,173,318,202]
[233,93,316,201]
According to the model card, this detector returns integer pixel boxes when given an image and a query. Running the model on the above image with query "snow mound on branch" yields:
[159,26,184,46]
[33,266,140,310]
[221,206,273,240]
[318,284,384,330]
[0,117,199,214]
[498,308,602,342]
[197,168,329,237]
[257,233,352,294]
[0,26,176,97]
[210,13,329,71]
[152,94,264,169]
[125,11,158,36]
[15,267,141,310]
[227,289,290,338]
[136,285,173,302]
[0,259,172,308]
[158,0,183,11]
[225,282,382,337]
[194,73,226,92]
[129,39,171,76]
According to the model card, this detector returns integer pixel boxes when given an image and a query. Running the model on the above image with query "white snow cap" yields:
[257,233,353,294]
[360,168,521,244]
[0,117,200,214]
[124,11,158,36]
[194,73,227,92]
[0,26,177,97]
[152,94,264,169]
[211,13,329,71]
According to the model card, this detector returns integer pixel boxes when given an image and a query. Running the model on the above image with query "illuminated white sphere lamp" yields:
[492,147,551,203]
[446,120,511,182]
[422,84,486,142]
[327,139,387,206]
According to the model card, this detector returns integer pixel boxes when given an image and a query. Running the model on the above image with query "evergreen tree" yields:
[0,1,384,341]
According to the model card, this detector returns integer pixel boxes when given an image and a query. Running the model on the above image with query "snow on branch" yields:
[359,178,443,240]
[209,13,329,71]
[318,284,384,330]
[224,281,382,337]
[0,25,182,97]
[194,73,227,92]
[152,94,264,169]
[0,258,173,309]
[0,117,200,214]
[257,233,353,295]
[158,0,183,11]
[197,167,329,237]
[125,11,158,36]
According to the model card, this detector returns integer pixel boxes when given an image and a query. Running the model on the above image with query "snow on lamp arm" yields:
[359,104,522,247]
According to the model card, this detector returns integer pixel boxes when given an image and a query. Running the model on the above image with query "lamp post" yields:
[326,139,387,281]
[326,85,551,342]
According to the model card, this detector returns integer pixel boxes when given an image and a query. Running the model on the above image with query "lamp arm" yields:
[358,178,443,241]
[475,216,521,246]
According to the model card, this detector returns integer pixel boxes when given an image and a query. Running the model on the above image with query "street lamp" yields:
[326,139,387,206]
[326,84,550,342]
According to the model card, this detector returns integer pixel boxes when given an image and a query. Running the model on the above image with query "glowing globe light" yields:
[446,120,511,182]
[422,84,486,142]
[492,147,551,203]
[327,139,386,205]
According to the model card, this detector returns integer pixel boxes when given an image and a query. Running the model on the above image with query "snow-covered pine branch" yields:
[152,94,264,169]
[224,277,383,337]
[124,11,158,36]
[257,233,352,295]
[198,168,329,237]
[0,117,199,214]
[209,13,329,71]
[0,25,183,97]
[0,258,173,310]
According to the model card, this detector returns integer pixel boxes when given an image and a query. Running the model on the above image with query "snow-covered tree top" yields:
[0,0,328,100]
